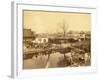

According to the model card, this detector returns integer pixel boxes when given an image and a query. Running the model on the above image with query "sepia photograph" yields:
[23,10,91,69]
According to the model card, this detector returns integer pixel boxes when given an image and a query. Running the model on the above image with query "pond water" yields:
[23,52,91,69]
[23,52,68,69]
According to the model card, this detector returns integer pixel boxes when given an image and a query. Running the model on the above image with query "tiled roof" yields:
[23,29,34,38]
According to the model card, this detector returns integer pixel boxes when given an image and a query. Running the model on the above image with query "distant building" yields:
[23,29,35,41]
[32,31,90,44]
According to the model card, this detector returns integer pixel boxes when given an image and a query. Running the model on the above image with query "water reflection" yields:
[23,52,67,69]
[23,51,90,69]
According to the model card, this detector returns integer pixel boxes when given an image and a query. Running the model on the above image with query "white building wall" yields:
[33,38,48,43]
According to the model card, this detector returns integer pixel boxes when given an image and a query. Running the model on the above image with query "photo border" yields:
[11,1,97,78]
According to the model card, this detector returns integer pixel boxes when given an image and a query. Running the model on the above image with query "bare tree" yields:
[58,21,71,65]
[58,20,69,37]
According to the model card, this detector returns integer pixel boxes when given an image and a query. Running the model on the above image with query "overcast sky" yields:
[23,10,91,34]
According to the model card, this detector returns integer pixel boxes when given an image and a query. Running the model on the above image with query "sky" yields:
[23,10,91,34]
